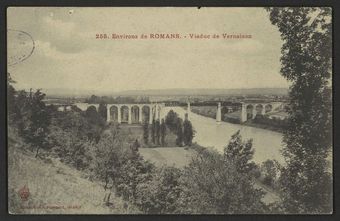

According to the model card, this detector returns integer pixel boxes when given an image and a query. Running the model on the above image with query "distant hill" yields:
[118,88,289,96]
[42,87,288,98]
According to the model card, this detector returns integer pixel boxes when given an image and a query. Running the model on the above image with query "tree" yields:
[132,139,140,152]
[115,151,155,201]
[224,130,256,175]
[266,7,332,213]
[155,120,160,145]
[135,166,182,214]
[176,148,266,214]
[183,118,195,146]
[84,106,105,142]
[7,73,17,122]
[151,119,156,144]
[143,120,149,144]
[87,94,100,103]
[98,102,107,121]
[21,89,51,158]
[160,119,166,146]
[260,160,282,188]
[175,118,183,147]
[165,110,179,132]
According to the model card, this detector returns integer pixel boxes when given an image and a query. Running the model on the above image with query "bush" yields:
[135,166,182,214]
[259,160,282,189]
[176,148,266,214]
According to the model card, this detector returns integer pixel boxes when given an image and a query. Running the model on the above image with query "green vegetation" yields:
[191,106,217,119]
[183,116,194,146]
[8,74,274,213]
[86,94,150,104]
[8,7,332,212]
[142,120,149,144]
[267,7,332,213]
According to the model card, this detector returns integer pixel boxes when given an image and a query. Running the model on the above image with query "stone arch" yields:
[255,104,264,115]
[246,104,254,120]
[121,106,129,123]
[142,105,151,123]
[265,104,273,113]
[87,105,97,113]
[110,105,119,122]
[131,105,140,124]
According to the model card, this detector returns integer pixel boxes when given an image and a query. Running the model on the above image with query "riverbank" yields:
[238,121,285,133]
[164,106,285,165]
[190,107,285,133]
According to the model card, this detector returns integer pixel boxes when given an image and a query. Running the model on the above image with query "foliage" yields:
[253,115,288,130]
[143,120,149,144]
[84,106,106,142]
[135,166,182,214]
[155,120,160,145]
[183,118,195,146]
[7,73,17,122]
[86,94,150,104]
[92,126,130,182]
[224,130,256,175]
[17,89,51,157]
[115,151,155,201]
[176,149,266,214]
[259,160,282,188]
[150,119,155,144]
[160,119,166,146]
[266,7,332,213]
[175,118,183,147]
[165,110,179,132]
[98,102,107,121]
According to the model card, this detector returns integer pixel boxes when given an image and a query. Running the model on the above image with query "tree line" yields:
[7,7,332,214]
[86,94,150,104]
[7,73,270,213]
[142,110,195,148]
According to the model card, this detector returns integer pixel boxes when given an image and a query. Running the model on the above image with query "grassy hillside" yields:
[8,127,280,214]
[8,137,139,214]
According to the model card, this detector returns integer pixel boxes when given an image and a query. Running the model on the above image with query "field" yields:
[139,147,195,168]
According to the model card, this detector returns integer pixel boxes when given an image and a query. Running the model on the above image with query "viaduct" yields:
[53,101,284,124]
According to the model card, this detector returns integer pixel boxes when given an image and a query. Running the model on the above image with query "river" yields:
[161,107,285,165]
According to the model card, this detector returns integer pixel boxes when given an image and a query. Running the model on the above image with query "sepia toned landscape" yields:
[7,7,332,214]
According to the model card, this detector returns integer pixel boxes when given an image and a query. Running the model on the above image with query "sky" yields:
[7,7,290,94]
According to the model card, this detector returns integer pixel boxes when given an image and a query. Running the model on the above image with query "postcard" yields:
[7,7,332,214]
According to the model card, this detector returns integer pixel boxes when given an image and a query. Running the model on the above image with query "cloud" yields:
[40,16,88,53]
[35,40,79,60]
[8,7,289,92]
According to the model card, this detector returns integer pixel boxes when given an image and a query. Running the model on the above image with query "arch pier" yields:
[240,102,283,123]
[105,103,166,125]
